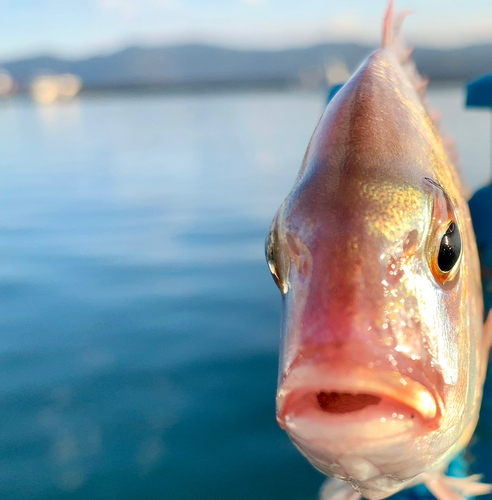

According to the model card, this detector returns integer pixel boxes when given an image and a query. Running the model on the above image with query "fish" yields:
[265,3,492,500]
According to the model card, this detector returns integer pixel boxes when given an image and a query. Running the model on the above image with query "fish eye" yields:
[266,229,281,287]
[424,178,462,287]
[429,219,462,287]
[437,222,461,273]
[265,213,291,294]
[266,228,290,294]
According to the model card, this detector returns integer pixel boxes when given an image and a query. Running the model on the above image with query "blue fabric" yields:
[468,185,492,500]
[467,75,492,108]
[469,184,492,312]
[327,83,345,104]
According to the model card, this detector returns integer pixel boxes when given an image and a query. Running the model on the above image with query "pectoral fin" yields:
[423,473,492,500]
[318,478,361,500]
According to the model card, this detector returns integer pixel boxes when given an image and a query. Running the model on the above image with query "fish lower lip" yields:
[277,365,438,424]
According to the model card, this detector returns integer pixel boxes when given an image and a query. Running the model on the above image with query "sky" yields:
[1,0,492,62]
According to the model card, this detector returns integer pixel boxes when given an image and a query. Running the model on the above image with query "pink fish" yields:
[266,3,492,500]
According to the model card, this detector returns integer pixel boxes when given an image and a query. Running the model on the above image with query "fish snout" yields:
[276,359,441,442]
[275,358,442,488]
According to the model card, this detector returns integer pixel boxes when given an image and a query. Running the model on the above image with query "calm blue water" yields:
[0,88,490,500]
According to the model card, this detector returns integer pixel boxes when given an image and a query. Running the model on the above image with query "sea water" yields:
[0,87,489,500]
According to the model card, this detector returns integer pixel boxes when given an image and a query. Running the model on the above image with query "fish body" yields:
[266,4,492,500]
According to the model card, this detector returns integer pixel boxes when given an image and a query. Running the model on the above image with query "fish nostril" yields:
[286,233,301,259]
[301,258,310,276]
[316,391,381,414]
[403,229,419,254]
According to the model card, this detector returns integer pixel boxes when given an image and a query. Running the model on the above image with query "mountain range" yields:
[3,42,492,91]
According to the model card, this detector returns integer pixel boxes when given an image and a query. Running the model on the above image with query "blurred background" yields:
[1,1,492,499]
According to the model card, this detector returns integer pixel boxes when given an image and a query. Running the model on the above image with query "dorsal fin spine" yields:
[381,0,464,189]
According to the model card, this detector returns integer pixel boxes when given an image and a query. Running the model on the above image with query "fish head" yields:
[267,49,483,500]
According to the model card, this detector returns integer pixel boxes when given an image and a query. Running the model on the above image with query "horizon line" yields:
[3,37,492,65]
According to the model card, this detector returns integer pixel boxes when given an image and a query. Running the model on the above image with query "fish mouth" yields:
[277,364,441,445]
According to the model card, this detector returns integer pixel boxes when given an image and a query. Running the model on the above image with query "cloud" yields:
[97,0,178,18]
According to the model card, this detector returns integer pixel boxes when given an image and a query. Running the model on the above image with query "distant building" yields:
[0,69,17,98]
[30,74,82,104]
[325,60,350,86]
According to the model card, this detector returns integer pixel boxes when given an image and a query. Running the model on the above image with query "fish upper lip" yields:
[277,363,441,424]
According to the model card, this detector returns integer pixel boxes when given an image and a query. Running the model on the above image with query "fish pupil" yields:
[437,222,461,273]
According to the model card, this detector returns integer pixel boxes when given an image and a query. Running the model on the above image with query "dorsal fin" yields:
[381,1,467,194]
[382,1,428,101]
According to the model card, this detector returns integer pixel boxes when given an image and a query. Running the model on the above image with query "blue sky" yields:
[1,0,492,61]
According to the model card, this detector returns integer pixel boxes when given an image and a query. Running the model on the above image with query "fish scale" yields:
[266,2,492,500]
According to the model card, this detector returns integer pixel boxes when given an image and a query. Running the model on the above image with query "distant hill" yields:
[3,42,492,91]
